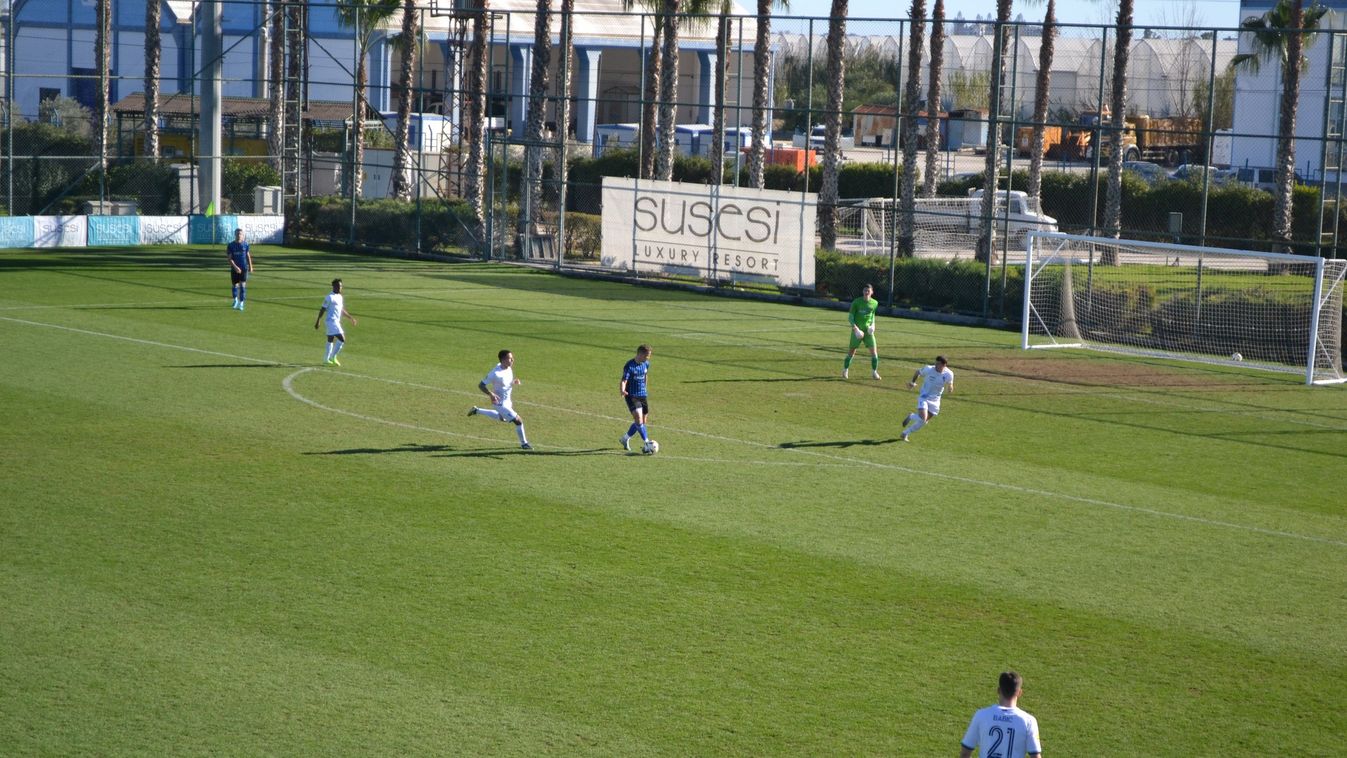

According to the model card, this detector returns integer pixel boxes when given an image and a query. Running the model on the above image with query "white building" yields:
[1230,2,1347,180]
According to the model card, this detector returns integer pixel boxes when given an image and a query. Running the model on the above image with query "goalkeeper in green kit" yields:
[842,283,881,380]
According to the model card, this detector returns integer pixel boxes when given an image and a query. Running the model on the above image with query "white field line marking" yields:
[283,368,527,448]
[6,313,1345,548]
[285,371,866,467]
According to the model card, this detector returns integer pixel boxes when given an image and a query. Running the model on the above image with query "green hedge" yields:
[816,249,1021,317]
[939,169,1345,255]
[297,196,476,253]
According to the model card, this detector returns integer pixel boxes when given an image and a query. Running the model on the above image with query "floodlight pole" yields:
[199,0,224,216]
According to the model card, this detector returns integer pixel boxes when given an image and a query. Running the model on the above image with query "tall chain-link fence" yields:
[4,0,1346,321]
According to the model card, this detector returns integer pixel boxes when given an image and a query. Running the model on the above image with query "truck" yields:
[1092,114,1204,165]
[1018,112,1204,165]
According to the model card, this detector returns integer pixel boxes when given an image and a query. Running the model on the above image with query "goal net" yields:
[1022,232,1347,385]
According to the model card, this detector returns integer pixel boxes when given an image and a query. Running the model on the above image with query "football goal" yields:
[1022,232,1346,385]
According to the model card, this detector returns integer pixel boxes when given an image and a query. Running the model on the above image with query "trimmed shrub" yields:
[298,196,477,254]
[816,249,1022,317]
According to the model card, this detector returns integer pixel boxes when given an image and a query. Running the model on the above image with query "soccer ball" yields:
[642,439,660,455]
[1231,352,1243,362]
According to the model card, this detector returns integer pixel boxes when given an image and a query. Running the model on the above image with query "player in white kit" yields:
[467,349,532,450]
[960,671,1042,758]
[901,355,954,442]
[314,278,357,366]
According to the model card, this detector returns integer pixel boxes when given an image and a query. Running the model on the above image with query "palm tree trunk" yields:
[654,0,681,181]
[1027,0,1055,205]
[352,52,368,199]
[392,0,419,201]
[1103,0,1133,241]
[144,0,161,158]
[639,18,664,180]
[922,0,945,197]
[95,0,111,174]
[748,0,772,189]
[1273,0,1305,249]
[556,0,575,190]
[267,1,285,173]
[898,0,926,258]
[977,0,1012,264]
[818,0,848,251]
[464,0,490,249]
[521,0,553,239]
[709,6,731,184]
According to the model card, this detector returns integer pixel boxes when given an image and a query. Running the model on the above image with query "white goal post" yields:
[1022,232,1347,385]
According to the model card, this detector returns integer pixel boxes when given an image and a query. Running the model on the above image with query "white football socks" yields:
[515,424,528,445]
[905,415,927,436]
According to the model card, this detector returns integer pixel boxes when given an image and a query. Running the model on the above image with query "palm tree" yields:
[95,0,111,175]
[976,0,1013,264]
[267,1,285,174]
[390,0,420,201]
[1026,0,1055,205]
[1232,0,1329,249]
[1101,0,1133,239]
[144,0,161,158]
[922,0,945,197]
[630,1,664,180]
[520,0,554,237]
[556,0,576,184]
[708,0,732,184]
[817,0,848,250]
[653,0,682,180]
[746,0,784,189]
[463,0,491,249]
[898,0,927,258]
[335,0,401,199]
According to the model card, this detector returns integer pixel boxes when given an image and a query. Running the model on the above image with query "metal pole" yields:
[1334,34,1347,257]
[349,3,360,248]
[555,1,571,272]
[1089,25,1107,237]
[887,18,905,308]
[1316,29,1335,257]
[6,4,14,215]
[1198,25,1219,248]
[414,6,425,255]
[803,18,815,196]
[999,23,1021,317]
[733,17,745,182]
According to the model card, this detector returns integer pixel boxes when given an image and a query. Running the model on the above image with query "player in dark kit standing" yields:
[227,228,253,310]
[619,344,653,451]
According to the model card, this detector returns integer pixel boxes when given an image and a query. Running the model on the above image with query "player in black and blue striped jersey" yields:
[226,228,252,310]
[619,344,653,451]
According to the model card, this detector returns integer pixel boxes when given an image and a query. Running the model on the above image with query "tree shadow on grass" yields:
[431,447,612,459]
[306,443,457,456]
[169,363,287,369]
[779,438,902,449]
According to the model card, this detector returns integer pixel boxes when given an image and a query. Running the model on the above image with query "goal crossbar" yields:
[1023,231,1347,386]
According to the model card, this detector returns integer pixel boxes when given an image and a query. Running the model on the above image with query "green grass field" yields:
[2,245,1344,755]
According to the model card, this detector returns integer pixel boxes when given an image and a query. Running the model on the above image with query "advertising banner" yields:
[32,216,87,248]
[87,216,141,246]
[600,177,817,289]
[0,216,34,248]
[140,216,191,245]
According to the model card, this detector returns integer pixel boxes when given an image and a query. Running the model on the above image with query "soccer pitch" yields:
[1,245,1344,755]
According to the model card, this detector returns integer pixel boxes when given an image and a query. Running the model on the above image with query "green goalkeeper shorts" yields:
[848,330,877,350]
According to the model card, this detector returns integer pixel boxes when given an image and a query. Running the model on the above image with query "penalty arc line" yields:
[4,313,1345,549]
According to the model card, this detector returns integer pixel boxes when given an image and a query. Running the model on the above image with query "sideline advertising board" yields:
[600,177,817,289]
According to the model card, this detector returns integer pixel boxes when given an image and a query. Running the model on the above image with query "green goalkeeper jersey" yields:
[849,296,879,330]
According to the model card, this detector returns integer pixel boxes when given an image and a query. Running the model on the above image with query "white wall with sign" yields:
[600,178,817,289]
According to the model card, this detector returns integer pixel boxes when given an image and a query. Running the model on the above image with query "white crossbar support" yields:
[1306,256,1325,386]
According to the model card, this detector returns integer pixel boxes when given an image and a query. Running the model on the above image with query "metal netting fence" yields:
[3,0,1346,322]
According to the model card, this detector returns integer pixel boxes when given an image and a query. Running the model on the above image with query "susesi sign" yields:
[601,177,816,289]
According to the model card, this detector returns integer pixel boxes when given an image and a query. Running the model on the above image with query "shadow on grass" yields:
[307,443,457,456]
[431,447,612,458]
[169,363,287,369]
[779,438,902,449]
